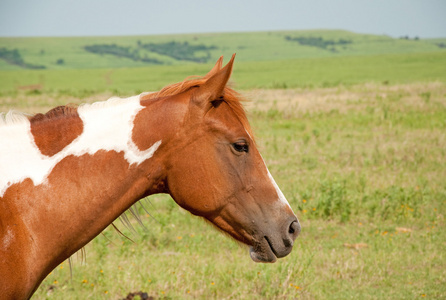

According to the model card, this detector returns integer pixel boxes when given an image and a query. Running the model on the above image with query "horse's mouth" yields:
[249,236,278,263]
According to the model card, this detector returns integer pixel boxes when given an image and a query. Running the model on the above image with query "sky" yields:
[1,0,445,38]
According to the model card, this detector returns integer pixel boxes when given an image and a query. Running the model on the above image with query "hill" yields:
[1,51,445,97]
[0,30,445,70]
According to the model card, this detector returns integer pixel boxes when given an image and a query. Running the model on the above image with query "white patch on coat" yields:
[0,95,161,197]
[1,227,14,250]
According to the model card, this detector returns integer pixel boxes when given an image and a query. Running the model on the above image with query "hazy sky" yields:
[1,0,445,38]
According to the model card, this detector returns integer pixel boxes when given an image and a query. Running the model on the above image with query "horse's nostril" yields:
[289,220,301,238]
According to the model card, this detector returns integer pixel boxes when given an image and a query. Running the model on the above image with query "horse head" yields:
[160,55,301,262]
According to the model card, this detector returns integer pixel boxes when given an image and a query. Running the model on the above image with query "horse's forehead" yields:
[205,102,250,135]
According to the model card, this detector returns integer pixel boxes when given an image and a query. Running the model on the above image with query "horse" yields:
[0,55,300,299]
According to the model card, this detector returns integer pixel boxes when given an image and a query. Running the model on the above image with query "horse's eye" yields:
[233,142,249,153]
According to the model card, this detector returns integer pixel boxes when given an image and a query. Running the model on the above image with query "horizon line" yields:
[0,28,443,40]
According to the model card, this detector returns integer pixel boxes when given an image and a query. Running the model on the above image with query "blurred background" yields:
[1,1,445,299]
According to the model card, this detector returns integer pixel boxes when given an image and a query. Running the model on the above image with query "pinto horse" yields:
[0,55,300,299]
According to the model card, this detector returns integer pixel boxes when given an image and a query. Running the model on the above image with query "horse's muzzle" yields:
[249,216,301,263]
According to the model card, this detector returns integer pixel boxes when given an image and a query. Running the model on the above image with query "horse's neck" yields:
[0,95,169,293]
[0,95,153,195]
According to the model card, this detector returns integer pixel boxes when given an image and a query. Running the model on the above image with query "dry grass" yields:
[1,82,445,299]
[244,82,446,113]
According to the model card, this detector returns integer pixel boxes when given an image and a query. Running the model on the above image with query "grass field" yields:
[1,51,446,102]
[1,29,446,299]
[1,82,445,299]
[1,30,445,70]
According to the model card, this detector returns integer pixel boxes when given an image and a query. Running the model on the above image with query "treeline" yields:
[84,44,162,64]
[285,36,352,51]
[399,36,420,41]
[84,41,217,64]
[138,41,217,63]
[0,48,46,69]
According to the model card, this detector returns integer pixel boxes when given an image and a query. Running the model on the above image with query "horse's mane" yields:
[0,97,129,127]
[143,76,254,139]
[0,105,80,127]
[30,105,80,123]
[0,111,30,126]
[1,76,253,138]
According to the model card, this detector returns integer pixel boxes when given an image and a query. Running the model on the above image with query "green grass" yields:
[1,31,445,298]
[1,52,445,100]
[0,30,445,70]
[3,82,442,299]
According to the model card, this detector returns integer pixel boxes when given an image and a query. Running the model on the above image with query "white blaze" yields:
[246,128,293,211]
[260,155,293,210]
[0,95,161,197]
[266,169,291,208]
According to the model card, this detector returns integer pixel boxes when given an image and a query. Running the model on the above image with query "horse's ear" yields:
[203,56,224,79]
[193,54,235,109]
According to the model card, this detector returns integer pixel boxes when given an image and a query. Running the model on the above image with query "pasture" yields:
[1,30,445,299]
[1,30,445,70]
[1,82,444,299]
[1,52,446,97]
